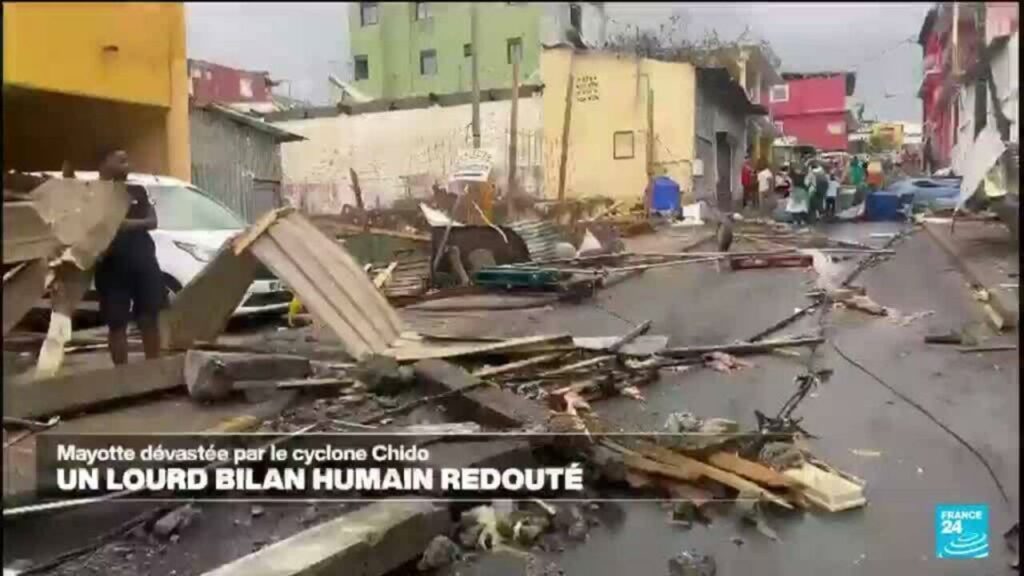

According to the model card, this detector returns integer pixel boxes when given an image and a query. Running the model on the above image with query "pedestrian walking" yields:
[757,162,774,209]
[825,171,839,219]
[94,149,167,365]
[786,180,810,227]
[810,163,829,222]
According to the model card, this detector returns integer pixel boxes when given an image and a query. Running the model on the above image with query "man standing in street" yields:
[94,149,167,365]
[741,156,755,208]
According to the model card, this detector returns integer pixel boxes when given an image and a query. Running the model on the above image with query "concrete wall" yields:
[693,82,747,208]
[272,96,544,212]
[2,2,190,179]
[541,48,696,203]
[190,107,284,223]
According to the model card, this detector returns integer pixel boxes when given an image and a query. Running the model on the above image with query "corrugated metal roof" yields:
[508,220,567,262]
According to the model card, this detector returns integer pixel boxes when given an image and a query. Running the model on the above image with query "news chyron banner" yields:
[34,433,620,502]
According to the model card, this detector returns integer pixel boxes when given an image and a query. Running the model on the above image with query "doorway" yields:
[715,132,732,212]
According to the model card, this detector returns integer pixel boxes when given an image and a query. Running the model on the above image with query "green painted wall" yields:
[349,2,542,100]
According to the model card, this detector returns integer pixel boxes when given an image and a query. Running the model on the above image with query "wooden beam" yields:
[557,73,575,204]
[35,264,93,379]
[6,355,185,419]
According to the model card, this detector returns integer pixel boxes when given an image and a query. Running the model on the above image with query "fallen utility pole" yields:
[470,2,481,149]
[660,336,825,359]
[557,72,574,204]
[507,52,520,220]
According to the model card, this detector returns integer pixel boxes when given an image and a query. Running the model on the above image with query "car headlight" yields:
[173,240,218,263]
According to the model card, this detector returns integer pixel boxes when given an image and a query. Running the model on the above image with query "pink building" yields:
[766,71,857,152]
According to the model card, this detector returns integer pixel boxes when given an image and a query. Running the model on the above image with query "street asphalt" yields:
[457,222,1019,576]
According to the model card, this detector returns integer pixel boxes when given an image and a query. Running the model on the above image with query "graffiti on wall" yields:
[575,75,600,103]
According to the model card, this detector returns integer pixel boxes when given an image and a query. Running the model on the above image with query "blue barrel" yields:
[865,192,905,221]
[651,176,681,213]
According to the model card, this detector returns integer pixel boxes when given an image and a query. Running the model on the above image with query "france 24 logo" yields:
[935,504,989,559]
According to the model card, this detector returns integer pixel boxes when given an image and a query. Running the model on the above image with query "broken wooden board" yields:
[5,355,186,419]
[389,333,572,363]
[706,451,801,489]
[635,444,794,509]
[29,179,131,270]
[783,462,866,512]
[159,245,260,351]
[2,202,59,264]
[250,212,404,360]
[35,264,94,379]
[471,352,566,378]
[2,259,49,337]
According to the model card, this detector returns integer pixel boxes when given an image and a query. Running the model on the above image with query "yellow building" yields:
[541,48,697,204]
[3,2,190,179]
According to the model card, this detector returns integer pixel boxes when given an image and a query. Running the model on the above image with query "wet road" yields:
[450,223,1019,575]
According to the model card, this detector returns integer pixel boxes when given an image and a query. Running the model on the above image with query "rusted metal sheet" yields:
[507,220,567,262]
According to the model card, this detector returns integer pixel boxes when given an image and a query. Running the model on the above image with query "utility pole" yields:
[507,53,520,220]
[470,2,481,149]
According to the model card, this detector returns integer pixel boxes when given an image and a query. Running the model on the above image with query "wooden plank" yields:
[30,179,130,270]
[2,202,59,264]
[373,261,398,289]
[35,264,93,379]
[231,207,292,255]
[638,445,794,509]
[5,355,185,419]
[286,214,404,339]
[251,234,374,359]
[389,333,571,363]
[159,246,259,350]
[2,259,49,337]
[266,218,391,353]
[783,462,866,512]
[471,352,565,378]
[706,451,801,489]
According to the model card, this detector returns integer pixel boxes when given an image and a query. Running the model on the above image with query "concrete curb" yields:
[923,222,1018,330]
[200,501,450,576]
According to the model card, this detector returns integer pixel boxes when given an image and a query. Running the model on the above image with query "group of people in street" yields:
[738,153,873,229]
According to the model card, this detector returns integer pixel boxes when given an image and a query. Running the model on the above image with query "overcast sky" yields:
[186,2,927,122]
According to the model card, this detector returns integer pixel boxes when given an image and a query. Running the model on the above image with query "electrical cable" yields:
[831,339,1011,508]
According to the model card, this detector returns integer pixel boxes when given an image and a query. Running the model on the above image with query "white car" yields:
[37,171,292,316]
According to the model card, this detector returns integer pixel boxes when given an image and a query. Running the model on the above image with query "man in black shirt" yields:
[94,150,167,364]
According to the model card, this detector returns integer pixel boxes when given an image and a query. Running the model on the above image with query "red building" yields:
[917,3,1017,172]
[766,71,857,152]
[188,59,275,106]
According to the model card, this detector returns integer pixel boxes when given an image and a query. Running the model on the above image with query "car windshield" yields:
[148,185,245,230]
